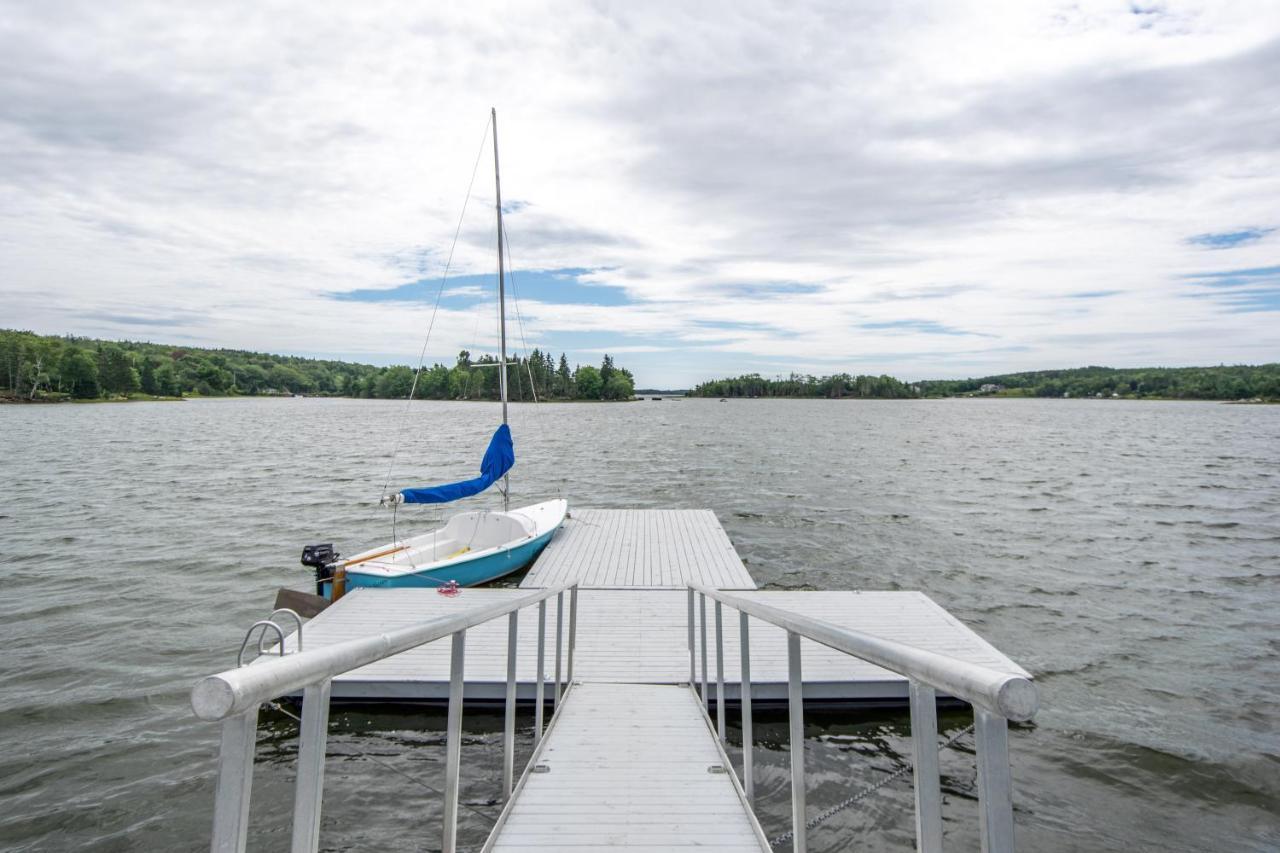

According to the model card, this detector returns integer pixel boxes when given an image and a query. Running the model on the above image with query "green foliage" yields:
[574,365,602,399]
[693,364,1280,401]
[60,348,99,398]
[691,372,917,399]
[374,365,415,398]
[916,365,1280,400]
[0,329,638,403]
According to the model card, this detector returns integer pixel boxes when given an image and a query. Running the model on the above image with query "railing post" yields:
[975,708,1015,853]
[909,681,943,853]
[290,680,332,853]
[535,599,546,745]
[210,707,259,853]
[554,591,564,701]
[503,611,518,800]
[788,630,806,853]
[687,587,696,686]
[714,600,725,742]
[739,611,753,804]
[699,593,709,706]
[567,585,578,685]
[442,630,466,853]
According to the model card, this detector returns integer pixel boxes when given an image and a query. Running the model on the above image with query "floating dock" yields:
[216,508,1035,852]
[287,509,1027,703]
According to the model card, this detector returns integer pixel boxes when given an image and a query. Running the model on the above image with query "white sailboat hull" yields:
[340,499,567,591]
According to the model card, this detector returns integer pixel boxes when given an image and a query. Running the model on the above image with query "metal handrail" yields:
[688,583,1037,720]
[193,582,577,721]
[687,582,1037,853]
[194,581,579,853]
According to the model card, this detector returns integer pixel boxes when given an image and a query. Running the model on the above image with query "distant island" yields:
[692,365,1280,401]
[0,329,635,403]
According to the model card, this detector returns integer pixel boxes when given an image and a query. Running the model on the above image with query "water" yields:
[1,397,1277,851]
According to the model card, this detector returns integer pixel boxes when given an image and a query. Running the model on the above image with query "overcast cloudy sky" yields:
[2,1,1278,386]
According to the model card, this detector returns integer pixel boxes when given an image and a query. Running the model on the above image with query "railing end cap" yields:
[192,675,236,721]
[996,676,1038,722]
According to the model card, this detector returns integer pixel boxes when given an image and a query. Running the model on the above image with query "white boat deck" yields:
[520,509,755,590]
[287,587,1026,702]
[485,683,767,852]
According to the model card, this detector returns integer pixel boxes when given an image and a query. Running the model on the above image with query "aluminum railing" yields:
[191,582,579,853]
[687,583,1038,853]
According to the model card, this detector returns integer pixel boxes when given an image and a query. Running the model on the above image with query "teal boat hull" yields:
[338,526,556,594]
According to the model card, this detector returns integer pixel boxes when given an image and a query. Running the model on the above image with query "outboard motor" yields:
[301,543,341,596]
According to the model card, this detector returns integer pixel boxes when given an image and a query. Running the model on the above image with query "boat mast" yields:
[492,107,510,512]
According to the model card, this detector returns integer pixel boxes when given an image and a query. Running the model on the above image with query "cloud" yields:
[1182,264,1280,313]
[1,1,1278,387]
[1186,228,1275,250]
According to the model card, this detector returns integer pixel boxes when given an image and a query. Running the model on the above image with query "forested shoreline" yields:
[6,329,1275,404]
[0,330,635,402]
[691,364,1280,400]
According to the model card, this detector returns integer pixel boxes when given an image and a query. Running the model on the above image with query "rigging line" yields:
[460,211,499,402]
[380,114,493,499]
[501,227,540,403]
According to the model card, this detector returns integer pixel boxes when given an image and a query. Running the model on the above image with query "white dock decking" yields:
[295,587,1026,701]
[485,683,767,852]
[520,509,756,590]
[285,508,1028,702]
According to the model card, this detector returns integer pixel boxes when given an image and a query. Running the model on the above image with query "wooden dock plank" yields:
[486,683,767,852]
[519,508,756,590]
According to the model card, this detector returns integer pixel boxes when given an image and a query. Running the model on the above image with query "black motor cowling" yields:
[301,543,337,569]
[301,543,341,596]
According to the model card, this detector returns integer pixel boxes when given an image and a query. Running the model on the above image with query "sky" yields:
[1,1,1278,388]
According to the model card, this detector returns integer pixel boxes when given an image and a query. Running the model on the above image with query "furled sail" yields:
[399,424,515,504]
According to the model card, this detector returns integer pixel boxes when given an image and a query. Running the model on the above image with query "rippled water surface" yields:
[1,397,1277,851]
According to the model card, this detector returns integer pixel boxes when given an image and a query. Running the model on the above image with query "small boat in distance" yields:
[303,108,566,597]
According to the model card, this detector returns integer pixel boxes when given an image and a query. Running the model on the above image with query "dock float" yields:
[195,508,1038,852]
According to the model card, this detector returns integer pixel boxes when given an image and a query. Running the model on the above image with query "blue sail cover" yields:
[400,424,515,504]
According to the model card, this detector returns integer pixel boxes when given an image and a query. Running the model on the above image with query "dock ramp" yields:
[485,683,767,852]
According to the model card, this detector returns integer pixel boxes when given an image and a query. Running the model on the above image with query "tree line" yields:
[916,364,1280,400]
[691,364,1280,401]
[691,372,917,398]
[0,329,635,402]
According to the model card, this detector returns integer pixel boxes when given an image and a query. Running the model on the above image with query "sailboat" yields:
[307,109,567,596]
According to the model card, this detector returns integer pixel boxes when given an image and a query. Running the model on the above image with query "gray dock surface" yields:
[485,683,767,852]
[283,507,1027,702]
[290,588,1025,702]
[520,508,755,590]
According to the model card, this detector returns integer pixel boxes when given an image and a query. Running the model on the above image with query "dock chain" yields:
[768,723,976,849]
